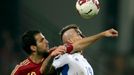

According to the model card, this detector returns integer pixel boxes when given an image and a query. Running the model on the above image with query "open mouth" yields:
[46,44,49,49]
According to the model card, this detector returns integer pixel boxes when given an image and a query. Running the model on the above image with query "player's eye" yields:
[40,38,44,42]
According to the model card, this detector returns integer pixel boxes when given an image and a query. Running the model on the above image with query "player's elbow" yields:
[73,43,87,52]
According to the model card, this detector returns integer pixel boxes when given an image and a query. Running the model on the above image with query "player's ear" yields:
[30,45,37,52]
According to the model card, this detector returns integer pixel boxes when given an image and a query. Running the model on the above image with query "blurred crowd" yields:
[0,29,25,75]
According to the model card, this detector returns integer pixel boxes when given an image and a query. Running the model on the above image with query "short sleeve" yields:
[52,54,72,69]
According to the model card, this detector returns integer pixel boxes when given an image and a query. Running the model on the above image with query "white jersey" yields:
[53,53,94,75]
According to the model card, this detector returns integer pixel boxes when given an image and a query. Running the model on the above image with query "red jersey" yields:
[11,58,43,75]
[11,44,73,75]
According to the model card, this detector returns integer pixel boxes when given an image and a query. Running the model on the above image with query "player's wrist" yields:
[99,32,106,37]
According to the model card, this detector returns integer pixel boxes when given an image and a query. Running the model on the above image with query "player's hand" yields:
[49,47,57,53]
[103,28,118,37]
[50,45,66,57]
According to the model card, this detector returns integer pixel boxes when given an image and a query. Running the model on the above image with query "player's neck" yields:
[29,54,44,64]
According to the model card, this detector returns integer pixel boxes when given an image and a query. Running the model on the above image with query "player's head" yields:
[59,24,85,44]
[22,30,49,55]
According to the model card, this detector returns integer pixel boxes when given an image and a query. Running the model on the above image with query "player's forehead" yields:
[34,33,45,41]
[63,28,77,35]
[63,28,83,39]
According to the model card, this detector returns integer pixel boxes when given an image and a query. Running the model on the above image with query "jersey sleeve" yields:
[52,54,72,69]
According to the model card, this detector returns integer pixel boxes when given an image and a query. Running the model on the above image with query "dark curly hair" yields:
[22,30,40,54]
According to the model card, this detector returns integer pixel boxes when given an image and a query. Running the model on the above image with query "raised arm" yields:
[70,28,118,53]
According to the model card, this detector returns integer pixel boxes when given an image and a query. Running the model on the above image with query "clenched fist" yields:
[102,28,118,37]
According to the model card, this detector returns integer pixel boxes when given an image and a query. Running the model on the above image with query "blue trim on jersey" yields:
[61,64,69,75]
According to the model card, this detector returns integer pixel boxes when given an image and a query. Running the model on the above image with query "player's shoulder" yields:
[19,58,30,66]
[11,58,30,75]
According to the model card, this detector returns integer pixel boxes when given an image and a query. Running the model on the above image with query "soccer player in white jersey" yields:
[52,24,118,75]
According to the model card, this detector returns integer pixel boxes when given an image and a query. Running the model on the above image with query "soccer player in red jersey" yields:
[11,30,66,75]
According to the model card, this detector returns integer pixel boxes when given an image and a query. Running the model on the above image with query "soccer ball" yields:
[76,0,100,19]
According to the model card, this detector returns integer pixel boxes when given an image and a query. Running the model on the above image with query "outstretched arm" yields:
[69,28,118,53]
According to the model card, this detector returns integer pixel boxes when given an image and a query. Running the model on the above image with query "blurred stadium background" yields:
[0,0,134,75]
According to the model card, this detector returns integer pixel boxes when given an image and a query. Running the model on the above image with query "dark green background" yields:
[0,0,134,75]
